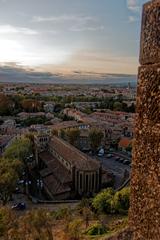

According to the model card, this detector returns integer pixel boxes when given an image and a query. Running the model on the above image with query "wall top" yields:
[139,0,160,65]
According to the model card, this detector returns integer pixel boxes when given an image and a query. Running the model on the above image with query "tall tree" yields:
[21,99,42,112]
[15,209,54,240]
[89,129,104,153]
[0,208,54,240]
[65,128,80,146]
[0,207,16,237]
[0,94,14,116]
[0,158,21,205]
[4,137,32,163]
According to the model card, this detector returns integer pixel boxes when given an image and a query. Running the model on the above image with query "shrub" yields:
[53,207,72,220]
[92,188,114,213]
[113,187,130,214]
[67,219,82,240]
[86,223,107,236]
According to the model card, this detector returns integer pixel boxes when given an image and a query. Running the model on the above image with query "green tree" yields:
[65,128,80,146]
[89,129,104,153]
[92,188,114,214]
[113,102,123,111]
[86,223,107,236]
[52,129,58,136]
[59,129,65,139]
[4,137,32,163]
[0,94,14,116]
[0,158,21,205]
[113,187,130,214]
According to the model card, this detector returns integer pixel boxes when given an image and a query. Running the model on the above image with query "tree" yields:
[4,137,32,163]
[113,102,123,111]
[53,207,72,233]
[82,207,93,229]
[14,209,54,240]
[21,99,42,112]
[60,129,65,139]
[0,208,54,240]
[52,129,58,136]
[86,223,107,236]
[113,187,130,214]
[92,188,114,214]
[67,219,82,240]
[0,158,21,205]
[0,94,14,116]
[0,207,16,237]
[65,128,80,146]
[89,129,104,153]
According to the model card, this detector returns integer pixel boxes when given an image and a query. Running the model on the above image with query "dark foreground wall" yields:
[129,0,160,239]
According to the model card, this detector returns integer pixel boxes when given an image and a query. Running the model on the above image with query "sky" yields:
[0,0,148,75]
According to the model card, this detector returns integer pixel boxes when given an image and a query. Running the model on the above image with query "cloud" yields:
[32,15,94,23]
[127,0,140,12]
[70,25,104,32]
[32,14,102,33]
[0,25,38,35]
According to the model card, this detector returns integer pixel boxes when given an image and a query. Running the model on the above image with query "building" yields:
[44,102,55,113]
[0,119,16,135]
[118,137,132,152]
[34,134,101,200]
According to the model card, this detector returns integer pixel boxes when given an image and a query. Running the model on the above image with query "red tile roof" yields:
[49,136,100,171]
[39,152,72,184]
[39,151,71,196]
[119,138,132,148]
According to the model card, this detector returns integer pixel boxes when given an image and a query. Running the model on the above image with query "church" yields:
[34,133,102,200]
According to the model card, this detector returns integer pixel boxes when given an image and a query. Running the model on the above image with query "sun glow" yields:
[0,38,71,66]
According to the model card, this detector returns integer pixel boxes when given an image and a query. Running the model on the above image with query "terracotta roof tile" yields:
[49,136,100,171]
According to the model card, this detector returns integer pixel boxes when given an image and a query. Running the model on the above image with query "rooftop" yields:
[49,136,100,171]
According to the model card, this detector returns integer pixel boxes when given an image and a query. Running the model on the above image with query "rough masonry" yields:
[129,0,160,239]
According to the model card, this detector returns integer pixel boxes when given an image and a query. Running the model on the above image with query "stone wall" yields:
[129,0,160,239]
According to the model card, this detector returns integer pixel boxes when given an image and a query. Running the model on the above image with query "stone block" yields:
[140,0,160,65]
[136,64,160,124]
[129,63,160,240]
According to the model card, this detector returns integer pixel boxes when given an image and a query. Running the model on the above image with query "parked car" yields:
[123,160,130,165]
[106,154,113,158]
[115,156,120,161]
[17,180,24,185]
[98,148,105,157]
[14,187,21,194]
[11,202,26,210]
[119,158,124,163]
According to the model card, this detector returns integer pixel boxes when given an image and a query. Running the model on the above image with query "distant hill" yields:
[0,65,137,86]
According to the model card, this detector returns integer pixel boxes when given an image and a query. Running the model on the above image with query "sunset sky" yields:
[0,0,148,74]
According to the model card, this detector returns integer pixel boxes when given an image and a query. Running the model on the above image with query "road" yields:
[10,193,79,211]
[97,153,131,189]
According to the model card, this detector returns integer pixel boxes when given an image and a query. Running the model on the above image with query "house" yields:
[118,137,132,152]
[44,102,55,113]
[0,119,16,135]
